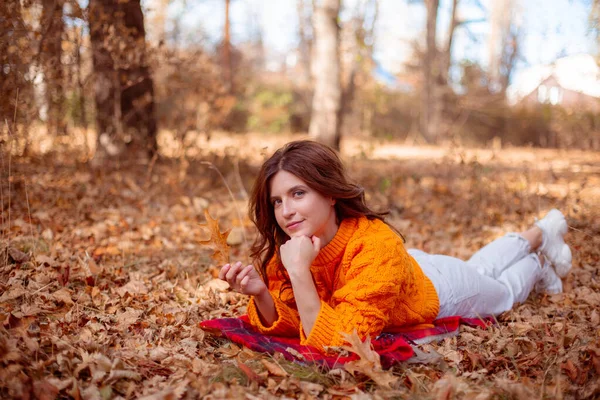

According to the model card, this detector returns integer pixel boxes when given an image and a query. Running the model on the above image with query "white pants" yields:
[409,233,542,318]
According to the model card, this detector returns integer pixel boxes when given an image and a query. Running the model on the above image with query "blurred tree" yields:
[0,0,35,128]
[439,0,458,86]
[488,0,521,95]
[40,0,66,135]
[421,0,440,143]
[89,0,157,160]
[340,0,378,136]
[309,0,342,149]
[152,0,171,46]
[589,0,600,58]
[223,0,233,93]
[297,0,315,87]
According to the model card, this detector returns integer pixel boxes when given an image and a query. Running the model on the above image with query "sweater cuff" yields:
[247,295,299,335]
[300,301,342,349]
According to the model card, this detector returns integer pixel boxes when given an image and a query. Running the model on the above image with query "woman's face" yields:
[269,170,338,243]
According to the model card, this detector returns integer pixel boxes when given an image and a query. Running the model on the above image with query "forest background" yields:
[1,0,600,398]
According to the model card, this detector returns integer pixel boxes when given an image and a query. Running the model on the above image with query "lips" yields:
[286,220,304,230]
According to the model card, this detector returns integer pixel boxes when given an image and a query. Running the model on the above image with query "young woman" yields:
[218,140,572,352]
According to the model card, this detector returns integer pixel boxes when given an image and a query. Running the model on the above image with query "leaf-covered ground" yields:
[1,137,599,399]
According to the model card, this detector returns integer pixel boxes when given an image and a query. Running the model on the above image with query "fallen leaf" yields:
[199,209,231,265]
[299,381,324,396]
[406,345,443,365]
[36,255,59,267]
[115,280,148,297]
[561,359,578,382]
[261,359,288,377]
[8,247,30,263]
[52,288,74,305]
[285,347,306,361]
[341,330,398,388]
[0,286,27,302]
[237,361,264,384]
[117,308,143,330]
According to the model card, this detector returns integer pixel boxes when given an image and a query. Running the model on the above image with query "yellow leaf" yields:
[199,209,231,266]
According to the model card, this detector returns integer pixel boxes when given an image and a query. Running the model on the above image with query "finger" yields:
[225,261,243,282]
[218,264,231,280]
[240,275,249,288]
[311,235,321,251]
[236,265,254,285]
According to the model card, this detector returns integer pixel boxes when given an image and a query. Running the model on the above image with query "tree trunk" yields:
[440,0,458,86]
[340,0,378,137]
[89,0,121,157]
[89,0,157,160]
[488,0,515,94]
[119,0,158,156]
[309,0,341,150]
[41,0,66,135]
[1,0,34,127]
[223,0,233,93]
[420,0,440,143]
[297,0,313,87]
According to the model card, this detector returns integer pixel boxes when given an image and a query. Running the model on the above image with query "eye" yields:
[293,190,305,197]
[272,199,282,207]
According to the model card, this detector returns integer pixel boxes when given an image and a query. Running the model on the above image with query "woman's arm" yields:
[287,266,321,336]
[220,261,299,334]
[279,235,322,337]
[252,288,277,326]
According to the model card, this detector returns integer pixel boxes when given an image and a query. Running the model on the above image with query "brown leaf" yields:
[341,330,398,388]
[115,280,148,297]
[261,359,288,377]
[58,264,70,286]
[0,286,27,302]
[406,345,443,365]
[8,247,30,263]
[52,288,74,305]
[36,255,59,267]
[561,359,578,382]
[199,209,231,265]
[33,380,60,400]
[237,361,264,384]
[285,347,306,361]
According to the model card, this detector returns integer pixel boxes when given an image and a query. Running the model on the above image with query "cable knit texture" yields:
[246,216,440,352]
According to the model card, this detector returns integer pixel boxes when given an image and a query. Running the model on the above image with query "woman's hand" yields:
[219,262,267,296]
[280,235,321,278]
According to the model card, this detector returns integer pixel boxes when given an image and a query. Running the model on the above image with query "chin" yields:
[289,229,312,238]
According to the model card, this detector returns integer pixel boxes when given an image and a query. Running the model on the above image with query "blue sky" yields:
[146,0,597,83]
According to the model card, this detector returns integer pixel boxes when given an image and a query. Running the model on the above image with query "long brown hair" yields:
[249,140,391,286]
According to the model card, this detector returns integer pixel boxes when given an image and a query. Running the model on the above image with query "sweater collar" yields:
[313,217,359,265]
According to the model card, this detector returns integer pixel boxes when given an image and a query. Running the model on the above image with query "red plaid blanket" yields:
[200,315,492,369]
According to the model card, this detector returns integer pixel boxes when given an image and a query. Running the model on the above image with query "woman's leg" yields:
[416,251,544,318]
[467,209,572,279]
[465,228,540,279]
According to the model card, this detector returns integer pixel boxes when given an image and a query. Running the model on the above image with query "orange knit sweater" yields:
[246,216,440,351]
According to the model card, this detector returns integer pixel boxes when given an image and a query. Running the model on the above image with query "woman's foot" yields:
[535,209,572,277]
[535,255,563,294]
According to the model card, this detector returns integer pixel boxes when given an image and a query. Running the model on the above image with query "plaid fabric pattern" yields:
[200,315,493,369]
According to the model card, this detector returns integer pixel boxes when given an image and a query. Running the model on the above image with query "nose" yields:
[281,198,295,219]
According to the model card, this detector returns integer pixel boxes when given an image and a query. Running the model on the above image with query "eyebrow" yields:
[269,185,308,201]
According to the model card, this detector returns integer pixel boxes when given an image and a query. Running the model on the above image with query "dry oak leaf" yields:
[199,209,231,266]
[341,330,398,388]
[52,288,74,305]
[261,359,288,377]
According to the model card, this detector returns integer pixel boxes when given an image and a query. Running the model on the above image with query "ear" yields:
[330,198,336,206]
